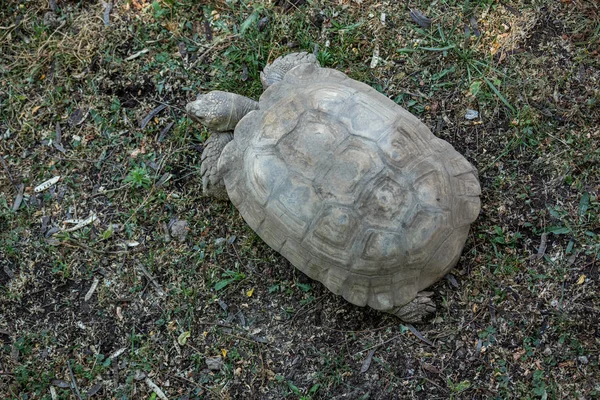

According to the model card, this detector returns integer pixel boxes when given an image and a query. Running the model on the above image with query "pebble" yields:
[542,347,552,356]
[170,219,189,242]
[206,357,223,371]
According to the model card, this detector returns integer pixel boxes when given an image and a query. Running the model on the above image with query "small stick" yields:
[0,155,17,189]
[67,360,83,400]
[137,263,166,297]
[60,240,130,255]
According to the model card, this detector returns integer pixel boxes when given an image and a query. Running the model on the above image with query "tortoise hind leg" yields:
[260,52,320,88]
[201,133,233,200]
[388,291,436,323]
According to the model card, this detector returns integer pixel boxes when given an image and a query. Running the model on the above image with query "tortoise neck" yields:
[228,94,259,130]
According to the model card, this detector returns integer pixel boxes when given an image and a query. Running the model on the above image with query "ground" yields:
[0,0,599,399]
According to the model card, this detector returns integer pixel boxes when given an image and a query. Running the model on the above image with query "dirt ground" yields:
[0,0,599,399]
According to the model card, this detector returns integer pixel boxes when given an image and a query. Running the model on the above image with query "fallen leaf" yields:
[247,287,255,297]
[469,17,481,37]
[360,348,376,373]
[158,121,174,142]
[577,274,586,285]
[62,213,97,232]
[68,108,88,126]
[130,148,143,158]
[12,183,24,211]
[86,382,102,397]
[145,377,168,400]
[406,324,435,347]
[536,233,548,259]
[409,9,431,29]
[34,176,60,193]
[559,360,574,368]
[221,348,228,358]
[84,277,100,302]
[140,104,167,129]
[51,379,70,388]
[178,331,191,345]
[513,348,526,361]
[422,362,441,374]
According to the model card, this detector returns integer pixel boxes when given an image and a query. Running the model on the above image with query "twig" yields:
[166,372,205,388]
[421,376,448,393]
[0,155,18,189]
[153,98,184,113]
[195,321,233,328]
[321,323,396,334]
[60,240,130,255]
[286,295,326,325]
[67,360,83,400]
[35,20,67,58]
[355,335,400,355]
[223,332,269,345]
[136,263,166,297]
[259,343,266,386]
[91,182,132,197]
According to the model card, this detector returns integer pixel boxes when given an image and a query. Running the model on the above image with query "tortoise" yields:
[186,52,481,322]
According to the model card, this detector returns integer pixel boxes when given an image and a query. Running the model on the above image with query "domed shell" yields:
[220,64,481,311]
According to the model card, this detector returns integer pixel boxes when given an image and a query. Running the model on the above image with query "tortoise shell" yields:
[219,64,481,311]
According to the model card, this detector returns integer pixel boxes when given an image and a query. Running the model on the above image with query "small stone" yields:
[465,109,479,120]
[542,347,552,356]
[578,356,589,365]
[170,220,189,242]
[134,370,147,380]
[215,237,226,246]
[206,357,223,371]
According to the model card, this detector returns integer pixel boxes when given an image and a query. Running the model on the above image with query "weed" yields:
[123,165,152,189]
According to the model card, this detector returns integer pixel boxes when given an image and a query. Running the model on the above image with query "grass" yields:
[1,0,599,398]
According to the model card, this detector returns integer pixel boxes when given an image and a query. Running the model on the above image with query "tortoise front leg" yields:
[200,132,234,200]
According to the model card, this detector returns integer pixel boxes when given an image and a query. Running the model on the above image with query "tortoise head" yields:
[186,90,259,132]
[186,91,233,132]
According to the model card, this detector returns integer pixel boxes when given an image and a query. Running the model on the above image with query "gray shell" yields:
[219,64,481,311]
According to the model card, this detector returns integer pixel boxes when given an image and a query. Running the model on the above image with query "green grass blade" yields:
[483,76,515,113]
